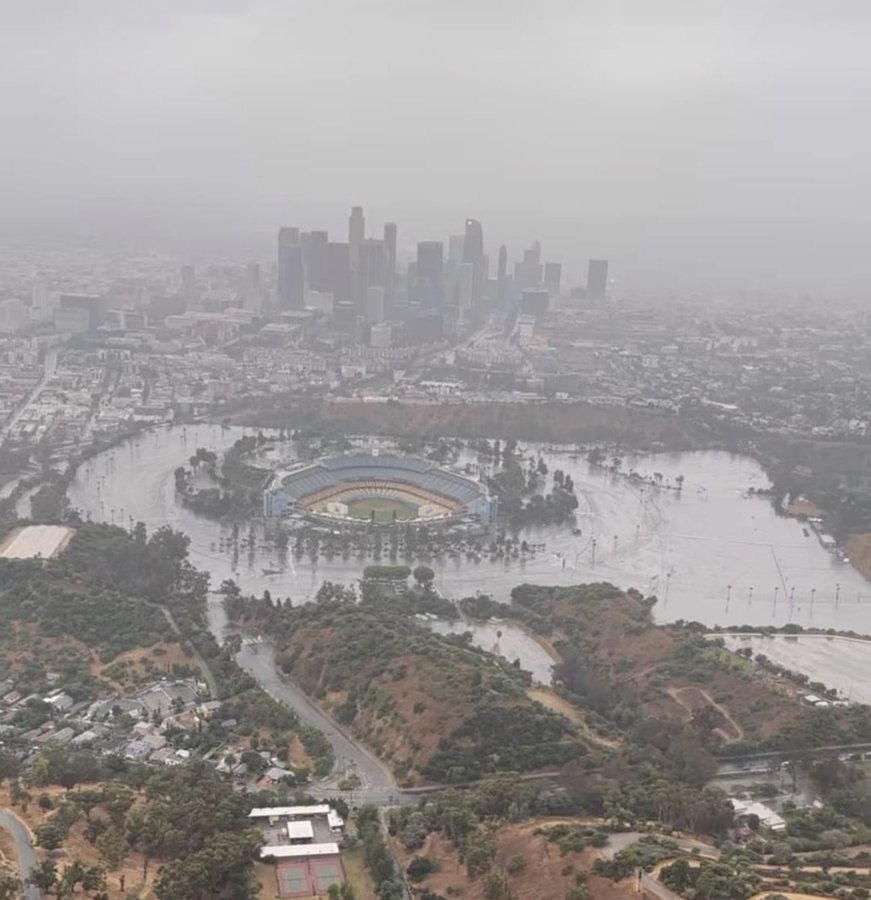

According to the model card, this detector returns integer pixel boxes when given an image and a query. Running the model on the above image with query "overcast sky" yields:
[2,1,870,295]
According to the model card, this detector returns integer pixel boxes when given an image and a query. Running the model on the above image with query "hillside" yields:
[227,590,588,784]
[505,582,871,752]
[229,396,702,448]
[0,523,217,702]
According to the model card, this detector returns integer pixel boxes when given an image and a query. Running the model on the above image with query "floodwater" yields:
[719,633,871,704]
[66,423,871,635]
[426,618,555,684]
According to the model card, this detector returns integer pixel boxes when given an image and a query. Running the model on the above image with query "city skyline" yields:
[1,2,871,297]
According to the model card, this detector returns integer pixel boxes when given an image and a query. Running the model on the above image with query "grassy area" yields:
[706,646,756,674]
[346,496,418,522]
[342,847,377,900]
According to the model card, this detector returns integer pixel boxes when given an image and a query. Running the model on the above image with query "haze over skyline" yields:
[2,1,870,296]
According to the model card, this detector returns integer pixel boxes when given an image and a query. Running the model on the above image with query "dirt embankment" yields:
[391,820,639,900]
[237,397,703,448]
[846,534,871,580]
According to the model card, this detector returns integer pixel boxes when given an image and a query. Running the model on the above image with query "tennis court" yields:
[311,858,345,893]
[276,857,345,897]
[276,861,314,897]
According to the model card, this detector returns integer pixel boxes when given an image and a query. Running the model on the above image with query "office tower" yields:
[348,206,365,271]
[327,242,351,305]
[383,222,397,303]
[448,234,465,264]
[246,261,261,289]
[277,227,302,307]
[519,243,543,290]
[366,286,386,324]
[278,244,305,310]
[544,262,562,292]
[587,259,609,301]
[301,230,329,290]
[458,262,474,325]
[462,218,485,301]
[415,241,444,308]
[180,264,196,301]
[497,244,508,302]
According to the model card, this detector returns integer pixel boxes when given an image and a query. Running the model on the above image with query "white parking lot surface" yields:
[0,525,74,560]
[720,632,871,705]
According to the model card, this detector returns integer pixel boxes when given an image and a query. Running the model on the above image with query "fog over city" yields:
[5,5,871,900]
[2,1,871,293]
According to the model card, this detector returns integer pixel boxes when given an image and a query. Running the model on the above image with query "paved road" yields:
[236,641,400,802]
[0,808,40,900]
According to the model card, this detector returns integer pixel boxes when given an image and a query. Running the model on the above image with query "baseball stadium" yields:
[263,453,495,525]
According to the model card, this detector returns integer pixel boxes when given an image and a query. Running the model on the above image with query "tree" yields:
[29,859,58,894]
[407,856,437,881]
[483,871,511,899]
[413,566,435,590]
[35,820,65,851]
[0,873,20,900]
[96,824,128,870]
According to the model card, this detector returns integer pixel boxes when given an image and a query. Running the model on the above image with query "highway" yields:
[0,808,39,900]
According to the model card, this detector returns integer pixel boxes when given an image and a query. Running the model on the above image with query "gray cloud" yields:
[1,0,870,295]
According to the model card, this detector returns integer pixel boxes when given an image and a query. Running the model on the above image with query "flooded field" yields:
[66,423,871,634]
[426,618,555,684]
[719,632,871,704]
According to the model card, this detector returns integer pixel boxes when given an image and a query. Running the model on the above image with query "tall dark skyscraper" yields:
[348,206,365,272]
[497,244,508,301]
[415,241,444,308]
[462,218,485,301]
[383,222,397,303]
[277,226,302,308]
[355,239,385,315]
[544,262,562,292]
[587,259,609,301]
[300,230,329,291]
[278,243,304,310]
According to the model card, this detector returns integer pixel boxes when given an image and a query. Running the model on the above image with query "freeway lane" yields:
[0,808,40,900]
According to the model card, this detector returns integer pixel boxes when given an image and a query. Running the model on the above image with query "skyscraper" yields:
[302,230,329,291]
[348,206,365,271]
[544,262,562,293]
[383,222,397,303]
[458,262,474,325]
[415,241,444,308]
[327,242,351,306]
[278,244,305,310]
[587,259,609,301]
[462,218,485,301]
[277,227,302,307]
[448,234,465,264]
[355,239,385,315]
[497,244,508,303]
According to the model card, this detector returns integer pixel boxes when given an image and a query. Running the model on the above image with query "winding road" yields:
[0,808,39,900]
[235,641,403,805]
